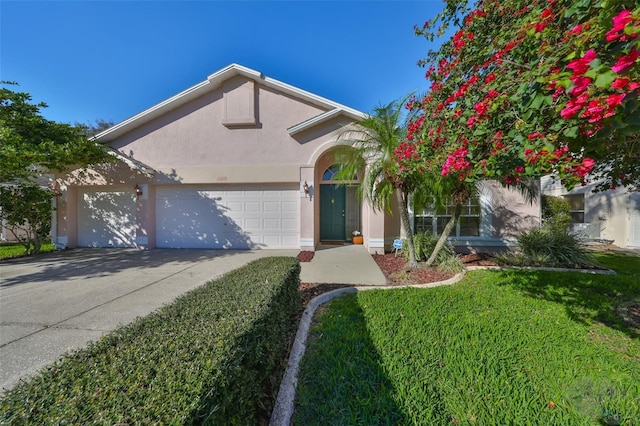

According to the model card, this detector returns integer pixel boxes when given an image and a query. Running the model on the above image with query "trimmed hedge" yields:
[1,256,300,425]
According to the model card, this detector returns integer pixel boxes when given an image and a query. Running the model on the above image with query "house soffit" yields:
[93,63,367,143]
[107,148,156,176]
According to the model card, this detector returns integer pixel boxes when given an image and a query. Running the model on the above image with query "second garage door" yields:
[156,185,299,249]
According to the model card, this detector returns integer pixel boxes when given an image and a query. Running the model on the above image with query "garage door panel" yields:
[282,202,297,212]
[245,202,261,212]
[78,190,137,248]
[263,218,280,230]
[282,218,298,230]
[156,186,298,249]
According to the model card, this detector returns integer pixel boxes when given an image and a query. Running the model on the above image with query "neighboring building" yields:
[52,64,540,253]
[541,175,640,248]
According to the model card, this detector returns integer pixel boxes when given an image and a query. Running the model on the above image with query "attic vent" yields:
[222,78,257,127]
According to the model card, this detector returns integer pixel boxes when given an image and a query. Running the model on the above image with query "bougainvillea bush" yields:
[406,0,639,191]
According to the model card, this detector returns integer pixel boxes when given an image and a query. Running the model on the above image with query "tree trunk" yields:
[7,227,31,255]
[425,202,462,268]
[397,189,419,268]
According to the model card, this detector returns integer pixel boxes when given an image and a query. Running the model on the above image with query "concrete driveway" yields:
[0,248,298,392]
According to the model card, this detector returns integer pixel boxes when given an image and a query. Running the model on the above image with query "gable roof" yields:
[94,63,367,142]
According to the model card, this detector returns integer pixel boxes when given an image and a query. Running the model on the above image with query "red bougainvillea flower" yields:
[561,102,583,119]
[611,77,630,90]
[612,47,640,73]
[566,49,598,75]
[441,148,470,176]
[573,157,596,178]
[606,93,626,109]
[606,10,634,42]
[569,76,591,95]
[569,24,583,35]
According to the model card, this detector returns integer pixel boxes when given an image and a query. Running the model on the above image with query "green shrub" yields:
[406,231,462,271]
[515,228,595,268]
[541,195,572,232]
[0,256,300,425]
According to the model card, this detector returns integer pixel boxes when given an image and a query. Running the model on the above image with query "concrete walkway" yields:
[300,244,387,285]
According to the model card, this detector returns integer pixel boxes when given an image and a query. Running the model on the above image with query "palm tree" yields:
[335,95,423,268]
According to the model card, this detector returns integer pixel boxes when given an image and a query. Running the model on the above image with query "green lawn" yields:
[0,242,55,260]
[294,252,640,425]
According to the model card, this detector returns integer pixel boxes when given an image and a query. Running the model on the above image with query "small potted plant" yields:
[351,230,363,245]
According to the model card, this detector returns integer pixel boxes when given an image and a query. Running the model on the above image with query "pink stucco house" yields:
[52,64,540,253]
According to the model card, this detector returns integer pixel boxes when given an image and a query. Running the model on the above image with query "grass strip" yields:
[0,242,55,260]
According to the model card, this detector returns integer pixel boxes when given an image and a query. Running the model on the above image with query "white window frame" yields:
[409,183,493,240]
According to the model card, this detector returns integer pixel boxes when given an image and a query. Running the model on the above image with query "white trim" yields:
[477,182,493,238]
[448,237,516,247]
[56,236,68,249]
[306,136,352,166]
[287,110,343,135]
[367,238,385,248]
[300,238,315,248]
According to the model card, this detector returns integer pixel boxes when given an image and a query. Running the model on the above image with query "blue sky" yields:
[1,1,445,126]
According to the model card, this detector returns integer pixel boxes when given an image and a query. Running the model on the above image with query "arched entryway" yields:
[319,165,361,242]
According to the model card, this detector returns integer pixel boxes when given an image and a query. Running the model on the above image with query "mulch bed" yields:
[296,251,315,262]
[296,251,499,308]
[371,253,456,286]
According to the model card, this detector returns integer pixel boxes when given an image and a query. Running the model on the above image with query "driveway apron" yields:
[0,248,298,392]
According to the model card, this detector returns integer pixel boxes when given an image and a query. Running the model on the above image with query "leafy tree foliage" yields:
[0,82,110,254]
[1,82,109,183]
[0,184,52,254]
[75,118,115,137]
[541,194,572,232]
[410,0,639,191]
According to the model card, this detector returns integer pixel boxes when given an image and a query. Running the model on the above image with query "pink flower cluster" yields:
[452,30,475,53]
[394,141,419,163]
[558,10,639,125]
[572,157,596,178]
[534,8,554,33]
[441,148,470,176]
[406,115,425,141]
[524,145,568,165]
[605,10,636,42]
[467,90,501,128]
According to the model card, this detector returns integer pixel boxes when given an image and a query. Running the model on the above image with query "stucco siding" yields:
[107,80,334,174]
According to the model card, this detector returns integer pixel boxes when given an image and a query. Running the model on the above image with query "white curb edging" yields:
[269,265,615,426]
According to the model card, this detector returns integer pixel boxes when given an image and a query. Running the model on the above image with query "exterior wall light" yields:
[52,182,63,198]
[134,184,143,197]
[302,180,313,201]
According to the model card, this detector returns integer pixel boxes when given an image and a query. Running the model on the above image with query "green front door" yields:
[320,184,346,241]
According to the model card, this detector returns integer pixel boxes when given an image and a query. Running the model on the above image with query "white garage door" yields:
[156,186,299,249]
[78,189,137,247]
